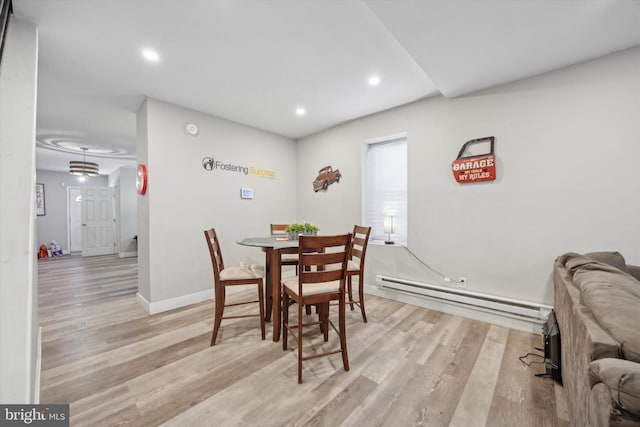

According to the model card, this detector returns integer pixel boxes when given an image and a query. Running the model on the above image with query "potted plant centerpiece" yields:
[303,223,319,235]
[285,223,304,240]
[285,223,319,240]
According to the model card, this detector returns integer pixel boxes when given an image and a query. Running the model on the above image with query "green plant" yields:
[284,223,319,234]
[304,223,319,232]
[285,223,305,233]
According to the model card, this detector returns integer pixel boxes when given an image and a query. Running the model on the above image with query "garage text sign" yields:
[452,155,496,183]
[451,136,496,184]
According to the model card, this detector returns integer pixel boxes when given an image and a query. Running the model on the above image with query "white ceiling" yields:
[13,0,640,175]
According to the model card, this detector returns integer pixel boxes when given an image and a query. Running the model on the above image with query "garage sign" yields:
[451,136,496,184]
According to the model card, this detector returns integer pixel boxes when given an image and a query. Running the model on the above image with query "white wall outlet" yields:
[458,277,467,288]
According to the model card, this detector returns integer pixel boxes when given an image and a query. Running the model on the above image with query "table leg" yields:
[263,247,273,322]
[270,248,282,342]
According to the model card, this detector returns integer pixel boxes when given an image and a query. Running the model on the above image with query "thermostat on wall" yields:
[241,188,253,199]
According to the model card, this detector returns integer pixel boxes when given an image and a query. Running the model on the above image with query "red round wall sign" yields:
[136,164,148,195]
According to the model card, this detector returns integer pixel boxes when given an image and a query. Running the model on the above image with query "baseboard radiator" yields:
[375,275,552,323]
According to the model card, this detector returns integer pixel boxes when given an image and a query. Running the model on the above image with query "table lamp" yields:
[384,215,395,245]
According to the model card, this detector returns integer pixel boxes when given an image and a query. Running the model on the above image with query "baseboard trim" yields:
[136,292,151,313]
[118,251,137,258]
[34,326,41,404]
[136,289,214,315]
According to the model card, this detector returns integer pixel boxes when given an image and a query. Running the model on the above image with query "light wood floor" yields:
[38,255,569,427]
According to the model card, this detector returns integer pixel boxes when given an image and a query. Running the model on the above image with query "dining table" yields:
[237,236,298,341]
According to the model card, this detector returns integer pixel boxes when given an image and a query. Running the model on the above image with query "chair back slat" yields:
[270,224,289,236]
[300,251,346,267]
[298,234,351,290]
[350,225,371,270]
[351,247,363,259]
[204,228,225,279]
[302,269,345,284]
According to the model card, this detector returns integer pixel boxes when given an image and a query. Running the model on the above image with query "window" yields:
[363,134,407,243]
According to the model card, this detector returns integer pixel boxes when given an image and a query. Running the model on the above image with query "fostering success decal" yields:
[201,156,275,179]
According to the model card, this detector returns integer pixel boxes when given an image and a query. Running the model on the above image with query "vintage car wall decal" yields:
[451,136,496,184]
[313,165,341,192]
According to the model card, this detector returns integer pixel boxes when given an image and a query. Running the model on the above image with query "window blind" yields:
[364,137,407,242]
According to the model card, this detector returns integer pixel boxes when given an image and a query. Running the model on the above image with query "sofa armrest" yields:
[554,262,622,427]
[589,358,640,417]
[627,265,640,281]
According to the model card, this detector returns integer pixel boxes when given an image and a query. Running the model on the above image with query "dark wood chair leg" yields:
[322,303,329,342]
[258,280,265,340]
[282,291,289,350]
[347,276,355,310]
[357,275,367,322]
[297,300,304,384]
[339,294,349,372]
[211,287,225,346]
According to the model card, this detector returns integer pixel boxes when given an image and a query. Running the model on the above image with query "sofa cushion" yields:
[584,251,629,274]
[589,358,640,417]
[572,264,640,363]
[561,252,629,275]
[628,265,640,282]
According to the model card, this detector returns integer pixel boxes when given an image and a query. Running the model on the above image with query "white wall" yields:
[137,100,151,302]
[137,98,297,310]
[0,17,39,403]
[296,46,640,307]
[109,166,137,257]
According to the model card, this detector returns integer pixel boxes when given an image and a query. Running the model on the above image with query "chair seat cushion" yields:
[347,260,360,272]
[220,265,264,280]
[281,254,299,262]
[282,276,340,296]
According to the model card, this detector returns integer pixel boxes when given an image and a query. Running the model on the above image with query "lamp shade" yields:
[383,215,395,234]
[69,147,99,177]
[69,161,99,176]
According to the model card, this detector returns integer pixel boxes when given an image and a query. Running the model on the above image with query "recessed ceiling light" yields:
[368,75,381,86]
[295,107,306,117]
[142,49,160,62]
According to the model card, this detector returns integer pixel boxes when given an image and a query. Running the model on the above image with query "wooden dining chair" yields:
[346,225,372,322]
[270,224,299,273]
[281,233,352,383]
[204,228,265,345]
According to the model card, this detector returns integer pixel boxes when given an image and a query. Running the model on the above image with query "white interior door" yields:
[68,187,82,253]
[81,186,114,257]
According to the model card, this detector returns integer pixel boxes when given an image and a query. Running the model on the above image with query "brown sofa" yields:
[554,252,640,427]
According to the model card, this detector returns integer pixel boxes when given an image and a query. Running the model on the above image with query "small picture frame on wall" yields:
[35,183,46,216]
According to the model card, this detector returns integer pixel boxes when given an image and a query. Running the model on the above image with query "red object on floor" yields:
[38,244,49,259]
